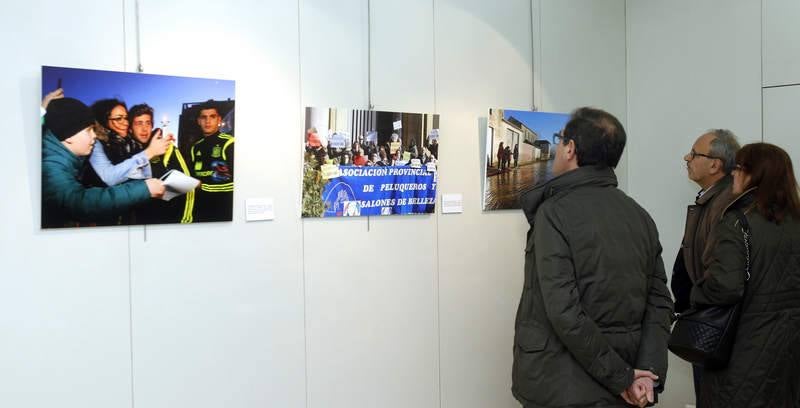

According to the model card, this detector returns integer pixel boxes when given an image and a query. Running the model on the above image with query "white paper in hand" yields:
[159,169,200,201]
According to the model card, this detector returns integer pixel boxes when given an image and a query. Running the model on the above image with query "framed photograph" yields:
[483,108,569,210]
[302,107,440,218]
[40,66,235,228]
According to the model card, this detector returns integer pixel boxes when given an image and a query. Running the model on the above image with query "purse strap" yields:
[732,209,752,282]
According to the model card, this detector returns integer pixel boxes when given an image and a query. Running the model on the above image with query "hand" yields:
[42,88,64,109]
[624,377,655,407]
[632,376,655,406]
[145,178,165,198]
[621,369,658,407]
[144,133,173,159]
[620,388,639,406]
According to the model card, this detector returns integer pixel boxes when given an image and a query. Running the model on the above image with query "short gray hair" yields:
[708,129,741,174]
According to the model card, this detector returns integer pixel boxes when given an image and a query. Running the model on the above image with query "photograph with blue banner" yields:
[483,108,569,210]
[302,107,440,217]
[40,66,235,228]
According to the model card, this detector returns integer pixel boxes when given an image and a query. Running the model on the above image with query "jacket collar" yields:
[722,186,758,215]
[43,131,81,166]
[696,174,733,205]
[520,165,618,224]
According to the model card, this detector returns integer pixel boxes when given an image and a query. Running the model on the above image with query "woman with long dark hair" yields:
[691,143,800,407]
[84,98,170,188]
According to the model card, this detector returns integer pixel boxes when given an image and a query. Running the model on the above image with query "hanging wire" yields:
[367,0,374,110]
[529,0,536,111]
[135,0,143,73]
[366,0,373,230]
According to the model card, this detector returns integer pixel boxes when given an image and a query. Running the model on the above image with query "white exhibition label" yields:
[246,198,275,221]
[441,194,463,214]
[393,120,402,130]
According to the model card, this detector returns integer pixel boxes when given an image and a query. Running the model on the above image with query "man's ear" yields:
[566,139,576,158]
[710,158,723,175]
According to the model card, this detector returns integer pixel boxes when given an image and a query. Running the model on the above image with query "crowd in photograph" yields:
[305,127,438,168]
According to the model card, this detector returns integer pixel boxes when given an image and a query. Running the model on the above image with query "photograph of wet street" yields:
[483,109,569,210]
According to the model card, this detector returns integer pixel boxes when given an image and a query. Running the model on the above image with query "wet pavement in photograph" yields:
[484,160,554,210]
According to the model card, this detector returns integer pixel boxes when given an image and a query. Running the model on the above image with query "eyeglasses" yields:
[108,115,129,123]
[553,132,571,145]
[688,149,719,160]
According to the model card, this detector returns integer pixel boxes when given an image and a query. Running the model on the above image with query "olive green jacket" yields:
[513,166,673,408]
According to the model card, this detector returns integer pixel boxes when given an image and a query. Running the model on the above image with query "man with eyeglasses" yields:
[190,100,234,222]
[513,107,673,408]
[672,129,740,406]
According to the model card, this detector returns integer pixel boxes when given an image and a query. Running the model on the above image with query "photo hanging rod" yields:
[367,0,373,110]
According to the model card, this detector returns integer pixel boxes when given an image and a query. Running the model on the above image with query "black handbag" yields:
[668,210,751,370]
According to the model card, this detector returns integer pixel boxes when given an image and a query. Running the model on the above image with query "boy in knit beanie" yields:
[41,98,164,228]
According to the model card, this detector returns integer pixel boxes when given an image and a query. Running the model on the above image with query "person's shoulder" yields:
[219,133,235,146]
[614,190,659,229]
[719,209,742,225]
[170,145,186,159]
[42,138,75,168]
[42,153,74,173]
[711,210,750,241]
[534,194,569,224]
[708,182,737,212]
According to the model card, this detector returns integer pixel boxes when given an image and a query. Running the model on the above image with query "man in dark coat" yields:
[671,129,739,404]
[513,107,674,408]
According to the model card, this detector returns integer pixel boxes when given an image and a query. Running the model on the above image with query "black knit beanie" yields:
[45,98,95,141]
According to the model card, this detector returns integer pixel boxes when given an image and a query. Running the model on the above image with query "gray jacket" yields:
[513,166,674,408]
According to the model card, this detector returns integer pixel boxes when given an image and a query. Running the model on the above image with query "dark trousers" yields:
[693,364,703,408]
[194,190,233,222]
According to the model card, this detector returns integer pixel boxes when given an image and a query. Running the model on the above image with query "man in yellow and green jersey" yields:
[191,101,234,222]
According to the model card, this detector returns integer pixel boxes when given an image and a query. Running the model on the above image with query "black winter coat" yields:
[692,190,800,407]
[513,166,674,407]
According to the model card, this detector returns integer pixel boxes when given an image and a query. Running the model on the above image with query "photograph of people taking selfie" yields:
[40,66,235,228]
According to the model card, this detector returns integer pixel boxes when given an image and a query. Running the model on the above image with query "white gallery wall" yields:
[2,1,796,408]
[763,0,800,181]
[1,2,139,408]
[128,2,307,407]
